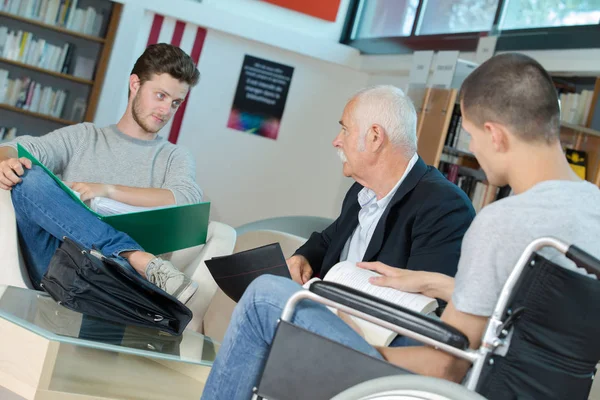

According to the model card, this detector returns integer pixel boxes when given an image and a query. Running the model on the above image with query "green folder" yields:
[18,144,210,255]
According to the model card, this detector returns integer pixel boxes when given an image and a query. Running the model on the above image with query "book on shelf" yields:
[444,103,471,153]
[565,149,586,180]
[438,160,500,213]
[0,67,68,117]
[72,55,95,80]
[304,261,438,347]
[0,0,105,37]
[0,25,77,74]
[559,90,595,126]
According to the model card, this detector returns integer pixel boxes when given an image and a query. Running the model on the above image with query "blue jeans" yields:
[202,275,393,400]
[11,166,144,288]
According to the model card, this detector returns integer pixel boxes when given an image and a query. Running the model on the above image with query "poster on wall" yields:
[227,55,294,140]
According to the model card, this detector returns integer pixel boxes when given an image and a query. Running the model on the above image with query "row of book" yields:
[0,125,17,142]
[0,26,75,74]
[0,0,104,37]
[0,69,68,117]
[444,104,471,153]
[439,161,513,213]
[559,91,595,126]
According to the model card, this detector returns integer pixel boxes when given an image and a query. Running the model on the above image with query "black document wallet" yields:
[205,243,292,302]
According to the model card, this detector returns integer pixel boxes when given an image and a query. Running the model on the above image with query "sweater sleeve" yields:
[163,147,203,205]
[0,123,87,175]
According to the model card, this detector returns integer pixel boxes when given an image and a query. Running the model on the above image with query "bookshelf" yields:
[0,0,122,140]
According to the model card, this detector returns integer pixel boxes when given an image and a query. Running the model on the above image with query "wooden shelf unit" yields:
[0,10,106,43]
[0,57,94,85]
[0,102,76,125]
[0,2,122,132]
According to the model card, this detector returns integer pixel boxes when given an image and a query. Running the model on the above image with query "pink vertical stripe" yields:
[146,14,164,47]
[171,20,186,47]
[167,27,207,144]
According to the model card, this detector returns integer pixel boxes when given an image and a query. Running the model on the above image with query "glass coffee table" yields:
[0,285,218,400]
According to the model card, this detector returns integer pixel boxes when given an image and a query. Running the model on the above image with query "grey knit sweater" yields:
[0,123,203,205]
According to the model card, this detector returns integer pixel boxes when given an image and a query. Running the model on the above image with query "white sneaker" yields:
[145,258,198,304]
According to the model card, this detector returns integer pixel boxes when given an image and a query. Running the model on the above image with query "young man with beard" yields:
[0,43,203,303]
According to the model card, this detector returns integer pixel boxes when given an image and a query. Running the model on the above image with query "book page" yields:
[324,261,437,314]
[90,197,161,216]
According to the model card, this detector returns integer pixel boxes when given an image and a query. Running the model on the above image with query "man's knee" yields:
[243,275,302,306]
[11,166,54,200]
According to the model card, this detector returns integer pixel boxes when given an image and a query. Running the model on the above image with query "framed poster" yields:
[227,55,294,140]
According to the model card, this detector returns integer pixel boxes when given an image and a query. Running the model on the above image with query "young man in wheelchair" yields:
[200,53,600,399]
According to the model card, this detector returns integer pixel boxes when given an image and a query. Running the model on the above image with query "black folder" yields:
[205,243,292,302]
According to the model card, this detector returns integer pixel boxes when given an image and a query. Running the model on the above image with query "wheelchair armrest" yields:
[309,281,470,350]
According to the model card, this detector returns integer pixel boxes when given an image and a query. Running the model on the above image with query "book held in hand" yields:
[205,243,291,303]
[17,144,210,255]
[304,261,438,347]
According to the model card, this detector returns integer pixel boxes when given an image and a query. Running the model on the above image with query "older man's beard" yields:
[337,149,348,163]
[132,94,162,134]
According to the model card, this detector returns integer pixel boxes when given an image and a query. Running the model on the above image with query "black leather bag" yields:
[41,237,192,336]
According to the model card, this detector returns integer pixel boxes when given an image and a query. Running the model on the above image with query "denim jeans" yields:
[201,275,391,400]
[11,165,144,288]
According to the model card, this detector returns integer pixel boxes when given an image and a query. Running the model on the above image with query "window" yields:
[500,0,600,30]
[353,0,419,39]
[416,0,500,35]
[341,0,600,54]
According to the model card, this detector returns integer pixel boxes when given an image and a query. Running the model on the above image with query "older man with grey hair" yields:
[200,85,476,400]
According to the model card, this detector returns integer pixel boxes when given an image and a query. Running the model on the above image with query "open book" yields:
[305,261,438,347]
[18,144,210,255]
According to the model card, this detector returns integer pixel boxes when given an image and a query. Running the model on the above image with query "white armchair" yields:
[0,188,32,289]
[0,188,236,332]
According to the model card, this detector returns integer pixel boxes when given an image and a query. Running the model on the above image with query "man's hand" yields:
[358,261,455,302]
[66,182,113,202]
[0,157,32,190]
[287,255,313,284]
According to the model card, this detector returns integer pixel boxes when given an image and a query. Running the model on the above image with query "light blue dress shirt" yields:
[340,153,419,263]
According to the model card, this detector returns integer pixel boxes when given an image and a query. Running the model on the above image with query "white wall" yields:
[104,0,360,69]
[96,2,366,228]
[178,28,365,226]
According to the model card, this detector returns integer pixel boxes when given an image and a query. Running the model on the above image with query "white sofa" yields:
[0,189,236,333]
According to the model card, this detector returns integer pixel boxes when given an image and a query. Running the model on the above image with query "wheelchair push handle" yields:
[566,245,600,279]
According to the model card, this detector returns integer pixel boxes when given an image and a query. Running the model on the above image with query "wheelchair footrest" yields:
[256,321,410,400]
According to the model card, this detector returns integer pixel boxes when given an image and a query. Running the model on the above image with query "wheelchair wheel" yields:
[331,375,487,400]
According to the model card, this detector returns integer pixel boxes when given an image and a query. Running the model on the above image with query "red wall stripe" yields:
[171,20,186,47]
[146,14,164,47]
[167,27,207,144]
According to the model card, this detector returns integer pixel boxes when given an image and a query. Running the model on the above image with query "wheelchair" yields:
[254,237,600,399]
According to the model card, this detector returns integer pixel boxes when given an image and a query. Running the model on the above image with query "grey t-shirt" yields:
[0,123,203,205]
[453,180,600,316]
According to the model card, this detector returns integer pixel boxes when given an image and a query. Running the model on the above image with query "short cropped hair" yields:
[130,43,200,89]
[353,85,417,157]
[460,53,560,143]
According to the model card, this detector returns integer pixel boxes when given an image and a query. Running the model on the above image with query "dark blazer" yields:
[294,157,475,278]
